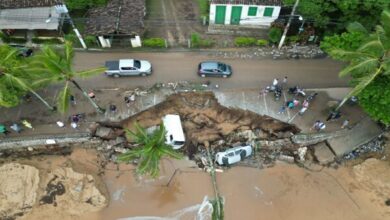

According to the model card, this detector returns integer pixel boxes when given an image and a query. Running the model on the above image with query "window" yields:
[263,7,274,17]
[134,60,141,68]
[121,67,135,71]
[248,7,257,16]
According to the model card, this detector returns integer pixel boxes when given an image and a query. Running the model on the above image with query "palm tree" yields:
[31,41,107,113]
[117,123,183,178]
[0,45,55,110]
[330,9,390,110]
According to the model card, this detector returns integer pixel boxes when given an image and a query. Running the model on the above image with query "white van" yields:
[162,114,185,149]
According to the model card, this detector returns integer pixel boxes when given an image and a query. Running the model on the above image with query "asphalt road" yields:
[73,51,348,90]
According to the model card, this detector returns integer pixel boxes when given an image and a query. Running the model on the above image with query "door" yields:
[215,5,226,24]
[230,6,242,25]
[120,67,138,76]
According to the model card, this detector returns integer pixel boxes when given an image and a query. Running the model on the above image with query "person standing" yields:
[341,119,350,129]
[282,76,288,89]
[70,95,76,105]
[272,78,279,87]
[277,105,286,114]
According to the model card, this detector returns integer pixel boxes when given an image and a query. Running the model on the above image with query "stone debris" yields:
[313,142,335,165]
[343,137,384,160]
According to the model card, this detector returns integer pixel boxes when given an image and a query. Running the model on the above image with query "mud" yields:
[121,92,300,158]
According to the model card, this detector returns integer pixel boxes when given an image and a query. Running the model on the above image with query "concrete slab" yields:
[313,142,335,165]
[327,117,383,156]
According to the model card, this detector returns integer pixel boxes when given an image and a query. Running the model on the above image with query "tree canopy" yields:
[283,0,390,34]
[326,10,390,125]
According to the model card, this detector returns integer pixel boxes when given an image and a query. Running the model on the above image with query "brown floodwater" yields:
[12,148,389,220]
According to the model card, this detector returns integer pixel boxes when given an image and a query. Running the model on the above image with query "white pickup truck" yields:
[105,59,152,77]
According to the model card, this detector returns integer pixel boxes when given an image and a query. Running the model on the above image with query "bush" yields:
[32,38,62,44]
[287,35,300,44]
[198,0,210,17]
[143,38,166,48]
[191,33,214,48]
[84,35,98,47]
[256,39,269,47]
[0,31,10,43]
[268,27,282,44]
[234,37,256,47]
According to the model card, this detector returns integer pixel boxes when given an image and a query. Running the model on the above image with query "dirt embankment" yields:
[0,149,108,220]
[121,92,300,157]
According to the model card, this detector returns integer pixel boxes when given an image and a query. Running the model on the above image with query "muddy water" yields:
[8,148,388,220]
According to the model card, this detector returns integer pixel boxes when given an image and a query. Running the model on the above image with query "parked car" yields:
[215,145,252,165]
[9,44,33,57]
[105,59,152,77]
[198,61,232,78]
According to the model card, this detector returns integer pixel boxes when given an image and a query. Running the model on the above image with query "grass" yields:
[198,0,210,17]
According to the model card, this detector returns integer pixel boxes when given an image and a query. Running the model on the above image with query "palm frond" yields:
[76,67,107,78]
[329,49,375,61]
[381,9,390,37]
[347,22,368,35]
[0,48,18,66]
[339,58,379,77]
[357,39,384,57]
[337,67,383,110]
[57,81,70,113]
[64,41,74,69]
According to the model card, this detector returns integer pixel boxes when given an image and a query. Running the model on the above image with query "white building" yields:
[209,0,282,28]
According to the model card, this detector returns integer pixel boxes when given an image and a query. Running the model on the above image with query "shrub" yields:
[198,0,210,17]
[143,38,166,48]
[32,38,62,44]
[268,27,282,44]
[84,35,98,47]
[288,35,300,44]
[234,37,256,47]
[191,33,214,48]
[256,39,269,47]
[0,31,10,43]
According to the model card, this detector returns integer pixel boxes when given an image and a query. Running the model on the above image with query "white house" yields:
[209,0,282,28]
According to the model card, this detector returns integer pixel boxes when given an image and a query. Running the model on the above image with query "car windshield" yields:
[218,63,226,71]
[134,60,141,68]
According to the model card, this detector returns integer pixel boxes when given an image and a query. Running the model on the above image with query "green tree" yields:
[117,123,183,178]
[268,27,282,44]
[358,76,390,125]
[0,45,55,110]
[31,41,106,113]
[65,0,108,10]
[328,10,390,124]
[283,0,390,34]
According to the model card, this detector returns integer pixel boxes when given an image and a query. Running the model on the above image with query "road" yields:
[73,51,347,90]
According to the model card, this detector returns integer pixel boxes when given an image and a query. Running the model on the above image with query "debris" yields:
[343,137,384,160]
[297,147,307,162]
[278,155,295,163]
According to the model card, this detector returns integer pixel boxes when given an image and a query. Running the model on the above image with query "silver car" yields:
[198,61,232,78]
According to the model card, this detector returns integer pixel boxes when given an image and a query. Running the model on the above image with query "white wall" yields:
[209,4,281,27]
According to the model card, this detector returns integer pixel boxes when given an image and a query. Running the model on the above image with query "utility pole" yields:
[55,4,87,49]
[278,0,300,49]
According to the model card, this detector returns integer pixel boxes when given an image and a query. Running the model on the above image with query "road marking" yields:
[263,94,269,115]
[288,111,300,123]
[242,92,247,110]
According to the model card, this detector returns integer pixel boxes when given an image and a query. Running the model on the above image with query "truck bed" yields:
[105,61,119,71]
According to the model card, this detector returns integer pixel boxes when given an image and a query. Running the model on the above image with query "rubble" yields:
[313,142,336,165]
[343,137,384,160]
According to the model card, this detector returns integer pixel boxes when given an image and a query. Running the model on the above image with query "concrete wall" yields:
[209,4,281,27]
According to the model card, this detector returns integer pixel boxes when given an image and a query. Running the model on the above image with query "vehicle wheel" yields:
[113,74,120,78]
[140,73,147,77]
[222,75,228,78]
[201,74,206,78]
[222,157,229,166]
[240,151,246,160]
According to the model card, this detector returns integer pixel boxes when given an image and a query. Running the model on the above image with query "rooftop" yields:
[0,0,62,9]
[84,0,145,36]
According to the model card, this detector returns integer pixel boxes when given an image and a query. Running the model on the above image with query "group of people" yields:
[0,120,33,136]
